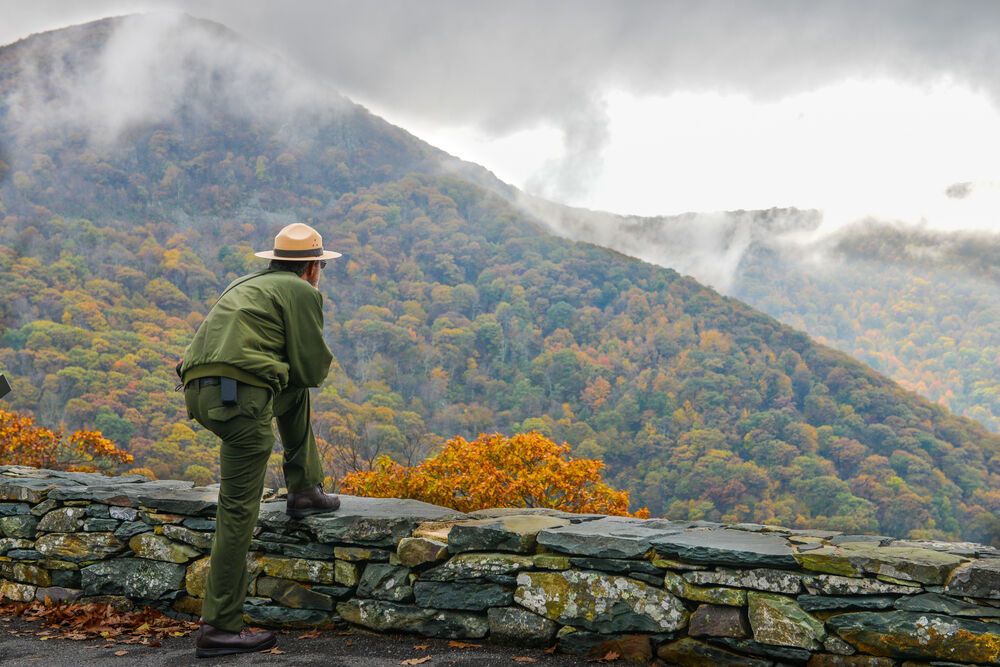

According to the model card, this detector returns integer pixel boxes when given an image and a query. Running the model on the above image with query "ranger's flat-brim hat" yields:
[254,222,342,260]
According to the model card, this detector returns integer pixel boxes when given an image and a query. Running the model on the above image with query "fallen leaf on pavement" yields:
[261,647,285,654]
[400,657,432,665]
[297,629,321,639]
[596,650,620,662]
[448,640,480,648]
[543,645,557,654]
[114,650,128,656]
[413,643,431,650]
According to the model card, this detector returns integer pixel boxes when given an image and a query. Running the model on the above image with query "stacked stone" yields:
[1,467,999,665]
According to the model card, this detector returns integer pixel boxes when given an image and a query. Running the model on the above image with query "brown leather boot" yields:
[195,622,276,658]
[286,484,341,519]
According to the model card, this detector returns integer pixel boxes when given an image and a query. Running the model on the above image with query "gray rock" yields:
[0,477,75,503]
[945,559,1000,600]
[396,537,449,568]
[746,591,825,650]
[255,576,334,610]
[35,532,122,561]
[554,627,617,656]
[337,599,489,638]
[895,592,1000,618]
[414,581,512,610]
[0,515,38,538]
[114,520,153,540]
[82,518,119,532]
[468,507,605,523]
[657,638,773,666]
[81,558,185,599]
[110,507,139,521]
[181,517,215,531]
[281,542,335,559]
[487,607,557,646]
[709,637,814,663]
[136,487,219,516]
[684,567,802,594]
[422,553,534,583]
[29,500,57,517]
[311,585,355,601]
[536,516,682,558]
[357,564,413,602]
[50,569,80,588]
[48,480,194,507]
[797,594,897,612]
[34,586,83,604]
[891,539,999,558]
[85,504,110,518]
[688,604,750,638]
[568,557,665,577]
[38,507,88,530]
[448,515,570,554]
[161,525,214,550]
[7,549,42,560]
[828,611,1000,663]
[0,538,33,554]
[829,534,893,546]
[290,496,466,547]
[242,597,336,627]
[514,570,687,633]
[0,561,51,586]
[802,574,922,596]
[0,503,31,516]
[652,528,798,568]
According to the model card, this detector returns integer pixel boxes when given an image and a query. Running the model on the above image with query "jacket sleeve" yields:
[282,285,334,387]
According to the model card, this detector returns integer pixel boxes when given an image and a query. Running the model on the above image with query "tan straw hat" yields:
[254,223,342,261]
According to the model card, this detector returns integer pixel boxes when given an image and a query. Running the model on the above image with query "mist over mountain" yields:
[1,15,998,544]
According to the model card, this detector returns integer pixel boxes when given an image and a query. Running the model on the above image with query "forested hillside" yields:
[529,202,1000,433]
[1,15,998,544]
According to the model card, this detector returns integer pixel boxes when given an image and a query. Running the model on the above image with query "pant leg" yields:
[185,382,274,632]
[272,386,324,492]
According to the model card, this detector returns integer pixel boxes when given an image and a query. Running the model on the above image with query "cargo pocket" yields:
[207,404,244,422]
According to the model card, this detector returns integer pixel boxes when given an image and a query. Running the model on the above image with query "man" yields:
[180,223,343,657]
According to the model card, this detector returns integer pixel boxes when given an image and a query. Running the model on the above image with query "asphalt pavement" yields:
[0,615,614,667]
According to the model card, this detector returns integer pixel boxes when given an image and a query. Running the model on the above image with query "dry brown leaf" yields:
[543,645,557,654]
[597,650,620,662]
[400,657,432,665]
[297,629,322,640]
[113,650,128,657]
[448,640,480,649]
[412,643,431,650]
[260,647,285,654]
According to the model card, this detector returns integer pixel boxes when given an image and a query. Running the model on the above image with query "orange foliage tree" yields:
[0,409,133,473]
[341,431,648,517]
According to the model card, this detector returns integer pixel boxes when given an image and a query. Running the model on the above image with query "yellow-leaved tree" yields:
[341,431,648,517]
[0,408,133,473]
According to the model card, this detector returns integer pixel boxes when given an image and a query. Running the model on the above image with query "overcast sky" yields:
[4,0,1000,230]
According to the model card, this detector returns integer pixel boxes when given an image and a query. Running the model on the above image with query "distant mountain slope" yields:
[1,15,997,543]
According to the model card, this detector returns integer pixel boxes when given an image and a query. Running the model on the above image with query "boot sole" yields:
[286,505,340,519]
[195,634,277,658]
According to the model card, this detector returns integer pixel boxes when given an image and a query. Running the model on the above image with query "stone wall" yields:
[1,466,998,666]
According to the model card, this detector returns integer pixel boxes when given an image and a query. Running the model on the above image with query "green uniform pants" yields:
[184,380,324,632]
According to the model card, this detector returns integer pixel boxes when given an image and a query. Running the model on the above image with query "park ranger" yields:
[179,223,343,657]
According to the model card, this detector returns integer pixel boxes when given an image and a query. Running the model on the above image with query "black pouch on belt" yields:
[220,377,238,406]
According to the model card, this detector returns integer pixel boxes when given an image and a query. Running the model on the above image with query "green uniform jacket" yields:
[180,269,333,393]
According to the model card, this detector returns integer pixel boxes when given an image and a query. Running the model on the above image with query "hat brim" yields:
[254,250,343,260]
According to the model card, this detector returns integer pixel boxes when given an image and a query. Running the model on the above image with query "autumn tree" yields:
[341,431,648,517]
[0,408,133,473]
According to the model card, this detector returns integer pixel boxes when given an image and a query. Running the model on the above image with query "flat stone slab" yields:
[652,528,798,568]
[337,599,489,638]
[945,558,1000,599]
[467,507,605,523]
[514,570,687,633]
[281,496,467,547]
[535,516,684,558]
[895,592,1000,618]
[797,543,967,585]
[828,611,1000,663]
[683,567,802,594]
[447,515,570,554]
[49,480,195,507]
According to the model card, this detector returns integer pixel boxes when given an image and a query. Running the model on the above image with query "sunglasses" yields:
[319,260,327,269]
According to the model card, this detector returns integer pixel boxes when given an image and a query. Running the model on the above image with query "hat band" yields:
[273,247,324,258]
